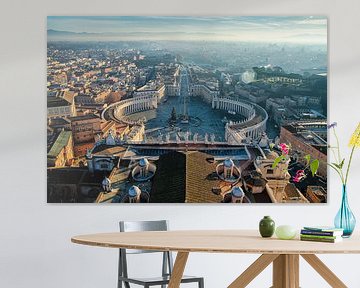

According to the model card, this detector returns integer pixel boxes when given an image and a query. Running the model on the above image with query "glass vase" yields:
[334,185,356,237]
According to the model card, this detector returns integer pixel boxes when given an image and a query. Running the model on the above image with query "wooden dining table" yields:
[71,230,360,288]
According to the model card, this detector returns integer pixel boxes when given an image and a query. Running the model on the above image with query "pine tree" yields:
[170,107,177,122]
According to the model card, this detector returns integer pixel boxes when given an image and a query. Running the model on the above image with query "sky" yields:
[47,16,327,44]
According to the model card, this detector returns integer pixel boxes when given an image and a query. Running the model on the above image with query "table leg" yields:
[272,254,299,288]
[168,252,189,288]
[228,254,279,288]
[301,254,347,288]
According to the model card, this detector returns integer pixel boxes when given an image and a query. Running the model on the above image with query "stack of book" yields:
[300,226,344,243]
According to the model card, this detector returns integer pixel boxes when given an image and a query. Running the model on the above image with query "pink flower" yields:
[296,170,305,176]
[279,143,289,155]
[293,169,306,183]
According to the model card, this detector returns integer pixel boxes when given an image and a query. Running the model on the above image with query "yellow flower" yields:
[349,122,360,147]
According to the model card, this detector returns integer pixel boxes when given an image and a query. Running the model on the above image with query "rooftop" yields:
[69,114,100,122]
[150,151,226,203]
[136,82,164,92]
[48,97,72,108]
[91,144,128,156]
[48,117,71,127]
[47,130,72,157]
[47,167,91,184]
[282,121,327,154]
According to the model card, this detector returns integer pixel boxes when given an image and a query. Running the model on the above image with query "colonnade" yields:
[212,97,255,119]
[101,95,158,124]
[212,97,268,144]
[116,95,157,116]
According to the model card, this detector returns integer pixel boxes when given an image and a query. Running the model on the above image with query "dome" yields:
[128,185,141,197]
[224,158,234,168]
[131,158,156,182]
[105,130,116,145]
[231,186,245,198]
[102,177,111,186]
[139,157,149,167]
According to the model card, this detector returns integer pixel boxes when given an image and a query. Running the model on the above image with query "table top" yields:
[71,230,360,254]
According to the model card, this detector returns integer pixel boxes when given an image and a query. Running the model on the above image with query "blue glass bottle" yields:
[334,185,356,237]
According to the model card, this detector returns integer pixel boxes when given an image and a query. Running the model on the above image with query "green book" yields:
[300,236,342,243]
[300,234,339,240]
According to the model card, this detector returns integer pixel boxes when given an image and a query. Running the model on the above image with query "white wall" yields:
[1,0,360,287]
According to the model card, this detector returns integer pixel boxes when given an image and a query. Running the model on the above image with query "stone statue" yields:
[102,176,112,193]
[86,149,92,159]
[259,132,270,148]
[184,131,189,142]
[95,133,102,143]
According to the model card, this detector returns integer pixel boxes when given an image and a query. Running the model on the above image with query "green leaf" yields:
[332,162,341,169]
[310,159,320,176]
[339,159,345,169]
[304,154,311,165]
[269,143,275,150]
[272,155,285,169]
[332,159,345,170]
[328,163,339,171]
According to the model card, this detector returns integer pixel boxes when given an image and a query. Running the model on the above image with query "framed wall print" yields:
[47,16,327,203]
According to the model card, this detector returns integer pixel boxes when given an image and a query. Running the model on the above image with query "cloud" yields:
[295,17,327,26]
[47,16,327,44]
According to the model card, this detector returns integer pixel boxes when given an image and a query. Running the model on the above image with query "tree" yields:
[170,107,177,122]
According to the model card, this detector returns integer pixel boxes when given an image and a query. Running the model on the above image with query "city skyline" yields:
[47,16,327,44]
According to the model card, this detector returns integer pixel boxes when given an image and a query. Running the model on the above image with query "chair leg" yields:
[199,278,204,288]
[118,250,123,288]
[161,252,168,288]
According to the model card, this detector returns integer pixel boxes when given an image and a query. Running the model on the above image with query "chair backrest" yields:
[118,220,173,283]
[119,220,169,254]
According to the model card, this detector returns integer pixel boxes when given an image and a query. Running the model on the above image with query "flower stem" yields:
[333,128,342,164]
[345,145,356,186]
[330,128,345,184]
[344,129,360,185]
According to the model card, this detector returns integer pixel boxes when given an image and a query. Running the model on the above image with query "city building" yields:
[47,130,74,167]
[70,114,102,157]
[254,149,309,203]
[134,83,165,101]
[47,92,76,118]
[165,83,180,96]
[191,83,220,104]
[280,121,327,177]
[47,167,104,203]
[53,72,68,85]
[306,186,327,203]
[47,117,71,132]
